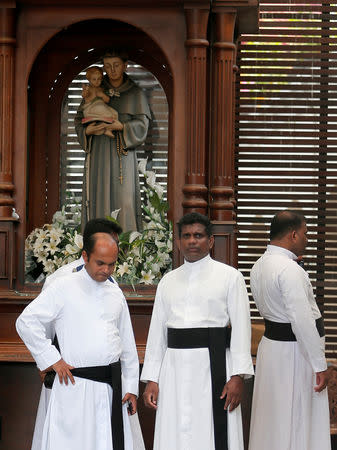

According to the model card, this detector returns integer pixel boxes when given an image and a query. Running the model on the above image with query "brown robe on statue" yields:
[75,74,151,232]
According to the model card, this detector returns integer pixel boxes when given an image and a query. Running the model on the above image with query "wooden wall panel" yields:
[0,220,16,289]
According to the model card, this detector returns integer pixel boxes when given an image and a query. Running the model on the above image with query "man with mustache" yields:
[141,212,254,450]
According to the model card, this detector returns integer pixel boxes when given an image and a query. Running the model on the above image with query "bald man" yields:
[17,234,140,450]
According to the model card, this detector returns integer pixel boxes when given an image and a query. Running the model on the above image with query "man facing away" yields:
[141,212,254,450]
[248,210,331,450]
[31,218,123,450]
[16,233,140,450]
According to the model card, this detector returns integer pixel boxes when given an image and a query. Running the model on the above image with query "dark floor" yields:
[0,362,336,449]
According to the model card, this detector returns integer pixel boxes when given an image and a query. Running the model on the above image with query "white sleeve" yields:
[118,297,140,397]
[227,271,254,378]
[16,285,63,371]
[279,264,327,372]
[140,280,167,384]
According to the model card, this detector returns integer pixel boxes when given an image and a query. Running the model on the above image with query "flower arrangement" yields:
[25,160,172,286]
[114,159,172,287]
[25,203,83,283]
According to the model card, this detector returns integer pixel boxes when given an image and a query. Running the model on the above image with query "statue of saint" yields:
[75,50,151,231]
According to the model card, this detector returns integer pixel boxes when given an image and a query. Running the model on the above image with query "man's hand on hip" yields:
[221,375,244,412]
[315,370,329,392]
[143,381,159,410]
[50,359,75,386]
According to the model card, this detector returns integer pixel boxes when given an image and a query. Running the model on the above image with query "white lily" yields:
[110,209,121,220]
[129,231,141,243]
[117,262,130,276]
[65,243,79,255]
[74,232,83,249]
[44,240,59,255]
[138,158,148,175]
[154,183,164,199]
[43,260,55,274]
[146,170,156,189]
[140,270,155,285]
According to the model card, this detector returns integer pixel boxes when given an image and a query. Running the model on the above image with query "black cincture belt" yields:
[264,317,325,341]
[44,361,124,450]
[168,327,231,450]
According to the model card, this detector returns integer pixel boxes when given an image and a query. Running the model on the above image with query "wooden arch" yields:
[27,19,173,235]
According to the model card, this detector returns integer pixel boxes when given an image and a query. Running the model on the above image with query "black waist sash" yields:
[167,327,231,450]
[44,361,124,450]
[264,316,325,341]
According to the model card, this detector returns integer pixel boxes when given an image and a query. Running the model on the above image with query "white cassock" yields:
[43,256,85,289]
[16,267,143,450]
[140,254,254,450]
[249,245,331,450]
[32,261,145,450]
[31,256,84,450]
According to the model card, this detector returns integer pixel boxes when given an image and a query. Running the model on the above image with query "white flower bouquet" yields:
[25,162,172,287]
[114,159,172,287]
[25,203,83,283]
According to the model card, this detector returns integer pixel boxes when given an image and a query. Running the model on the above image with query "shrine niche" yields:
[26,19,171,231]
[25,21,171,286]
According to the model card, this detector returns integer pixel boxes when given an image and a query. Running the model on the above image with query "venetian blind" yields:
[60,62,168,212]
[235,1,337,357]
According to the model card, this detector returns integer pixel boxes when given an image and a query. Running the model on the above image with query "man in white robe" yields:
[141,212,254,450]
[31,218,122,450]
[249,210,331,450]
[17,233,140,450]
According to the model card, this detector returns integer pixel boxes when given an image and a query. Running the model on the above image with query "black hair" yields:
[83,233,98,258]
[102,49,129,63]
[177,212,213,238]
[270,210,305,241]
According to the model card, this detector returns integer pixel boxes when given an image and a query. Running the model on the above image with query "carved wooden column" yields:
[182,5,210,214]
[209,9,237,265]
[0,6,16,218]
[0,5,17,289]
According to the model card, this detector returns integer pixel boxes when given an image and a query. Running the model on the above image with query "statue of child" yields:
[81,66,118,138]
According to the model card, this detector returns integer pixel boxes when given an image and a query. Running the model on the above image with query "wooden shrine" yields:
[0,1,259,448]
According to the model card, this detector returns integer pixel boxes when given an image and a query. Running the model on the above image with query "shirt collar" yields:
[266,244,297,260]
[81,265,107,288]
[183,253,211,270]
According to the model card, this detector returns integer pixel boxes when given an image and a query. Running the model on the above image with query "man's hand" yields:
[39,370,46,383]
[220,375,244,412]
[122,393,137,415]
[51,359,75,386]
[143,381,159,410]
[315,370,329,392]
